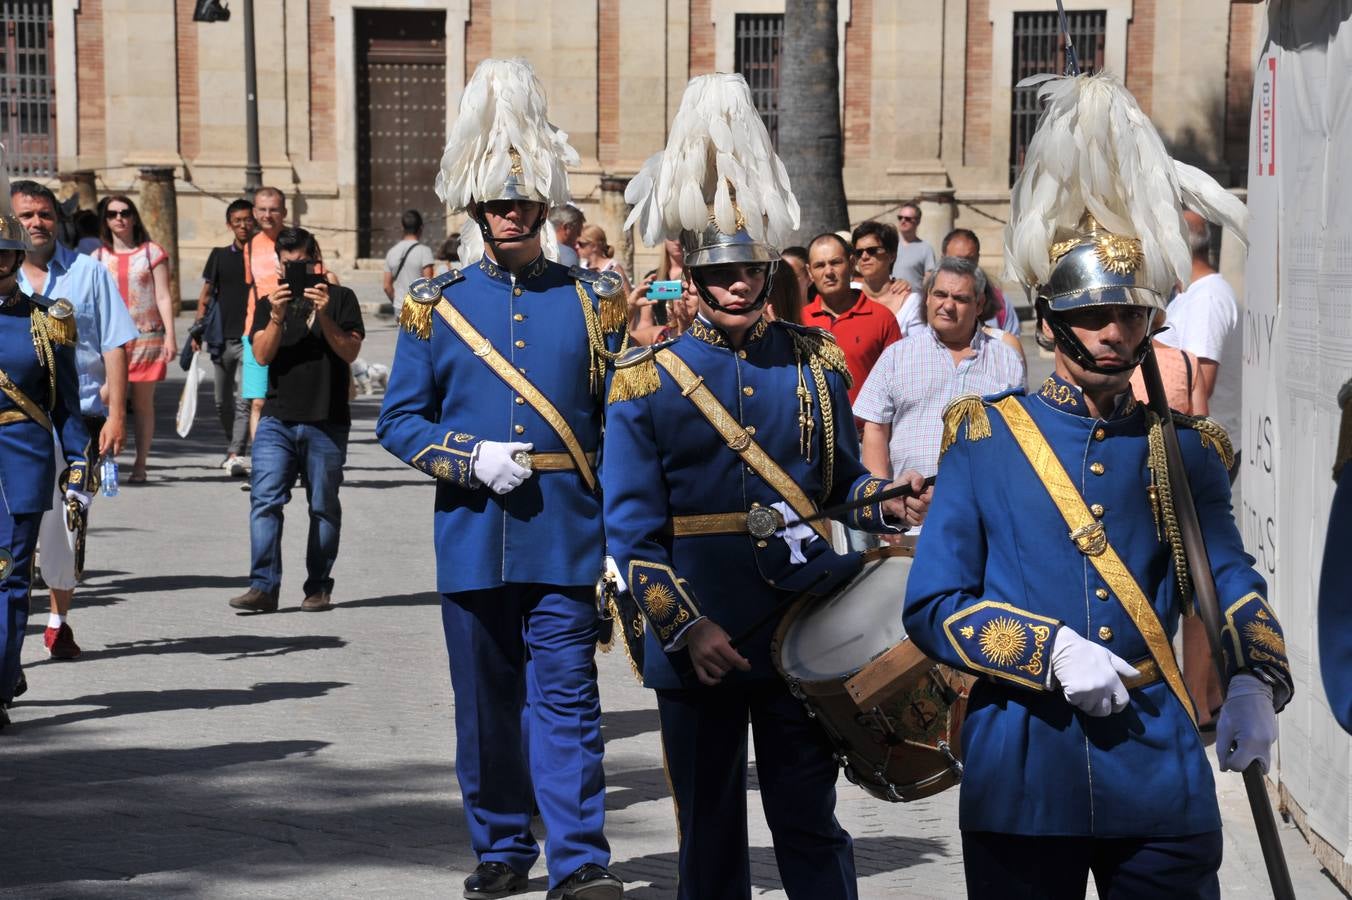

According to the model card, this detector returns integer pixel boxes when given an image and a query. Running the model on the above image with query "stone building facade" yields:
[8,0,1261,286]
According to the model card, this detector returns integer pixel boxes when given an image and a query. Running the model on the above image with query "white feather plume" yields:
[623,74,799,248]
[1005,72,1247,294]
[434,58,580,212]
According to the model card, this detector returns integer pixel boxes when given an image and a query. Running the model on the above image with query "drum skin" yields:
[773,546,974,802]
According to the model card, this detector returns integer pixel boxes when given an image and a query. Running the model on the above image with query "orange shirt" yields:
[243,231,278,334]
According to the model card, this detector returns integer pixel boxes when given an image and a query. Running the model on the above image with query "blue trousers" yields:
[961,830,1223,899]
[0,512,40,702]
[249,418,348,597]
[656,679,857,900]
[441,585,609,888]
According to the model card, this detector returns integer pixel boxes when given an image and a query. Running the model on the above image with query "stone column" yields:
[916,188,957,254]
[598,174,633,277]
[57,170,97,211]
[138,167,181,312]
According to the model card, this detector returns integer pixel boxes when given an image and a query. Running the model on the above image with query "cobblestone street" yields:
[1,313,1343,899]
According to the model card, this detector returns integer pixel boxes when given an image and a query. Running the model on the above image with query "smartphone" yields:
[283,260,325,304]
[647,279,682,325]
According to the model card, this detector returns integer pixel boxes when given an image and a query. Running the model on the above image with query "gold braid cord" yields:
[1146,410,1193,614]
[788,330,837,500]
[29,310,57,409]
[940,395,992,456]
[574,281,630,398]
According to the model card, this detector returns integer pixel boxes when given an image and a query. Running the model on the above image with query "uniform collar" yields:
[686,314,769,349]
[1035,373,1137,420]
[478,253,549,283]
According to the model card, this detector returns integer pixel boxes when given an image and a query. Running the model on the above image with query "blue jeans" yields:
[249,417,348,597]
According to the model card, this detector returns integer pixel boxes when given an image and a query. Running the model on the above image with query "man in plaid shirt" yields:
[855,256,1025,480]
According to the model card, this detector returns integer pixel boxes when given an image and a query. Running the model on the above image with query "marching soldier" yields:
[375,60,625,900]
[903,72,1291,897]
[0,157,90,730]
[602,74,929,900]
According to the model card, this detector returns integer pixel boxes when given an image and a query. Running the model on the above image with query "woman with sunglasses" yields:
[93,195,175,483]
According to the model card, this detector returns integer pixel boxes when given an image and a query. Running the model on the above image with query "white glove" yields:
[471,441,533,494]
[770,501,820,564]
[1050,627,1139,717]
[65,487,91,511]
[604,555,627,593]
[1216,673,1278,774]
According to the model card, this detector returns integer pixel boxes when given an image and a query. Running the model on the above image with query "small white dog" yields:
[351,358,390,395]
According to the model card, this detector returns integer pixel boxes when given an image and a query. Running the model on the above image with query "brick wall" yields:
[1224,2,1255,183]
[466,0,492,77]
[1125,0,1155,116]
[598,0,620,166]
[689,0,714,75]
[963,0,990,167]
[174,0,200,160]
[842,0,872,163]
[75,0,106,159]
[309,0,336,162]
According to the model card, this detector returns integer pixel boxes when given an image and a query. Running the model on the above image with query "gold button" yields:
[518,367,527,374]
[755,540,768,549]
[1095,588,1110,600]
[514,424,525,434]
[513,287,522,296]
[743,386,754,396]
[746,425,757,435]
[515,396,525,405]
[1090,462,1105,475]
[1090,503,1105,518]
[514,313,524,322]
[737,350,747,359]
[750,501,761,507]
[514,340,526,349]
[1098,626,1114,641]
[1093,428,1106,441]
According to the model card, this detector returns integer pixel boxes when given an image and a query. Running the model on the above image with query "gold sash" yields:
[435,299,596,492]
[0,367,52,432]
[990,396,1197,724]
[654,349,831,542]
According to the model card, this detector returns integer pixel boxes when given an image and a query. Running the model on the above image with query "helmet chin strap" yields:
[689,260,778,316]
[472,202,548,250]
[1039,300,1154,376]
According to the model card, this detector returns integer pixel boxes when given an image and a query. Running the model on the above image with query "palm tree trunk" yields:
[779,0,849,244]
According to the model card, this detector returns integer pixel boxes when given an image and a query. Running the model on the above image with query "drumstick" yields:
[791,475,937,527]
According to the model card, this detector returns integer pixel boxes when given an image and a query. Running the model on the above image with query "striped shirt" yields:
[853,324,1026,478]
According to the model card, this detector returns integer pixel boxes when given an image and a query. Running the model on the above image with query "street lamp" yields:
[193,0,261,195]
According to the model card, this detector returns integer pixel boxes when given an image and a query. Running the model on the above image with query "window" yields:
[734,13,782,149]
[0,1,56,177]
[1009,10,1106,185]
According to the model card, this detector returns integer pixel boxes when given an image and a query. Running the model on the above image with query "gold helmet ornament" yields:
[1005,72,1247,374]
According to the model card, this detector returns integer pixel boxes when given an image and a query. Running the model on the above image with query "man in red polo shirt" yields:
[802,232,901,404]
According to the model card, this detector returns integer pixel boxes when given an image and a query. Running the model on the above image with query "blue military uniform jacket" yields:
[376,255,624,593]
[0,291,89,516]
[904,374,1291,838]
[602,316,895,689]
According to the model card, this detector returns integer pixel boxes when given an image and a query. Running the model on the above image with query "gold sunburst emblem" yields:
[427,457,454,480]
[643,583,678,619]
[979,617,1027,667]
[1093,233,1144,276]
[1245,621,1286,656]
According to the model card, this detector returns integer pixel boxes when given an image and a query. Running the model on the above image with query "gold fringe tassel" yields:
[602,596,645,684]
[599,288,627,335]
[399,297,435,340]
[940,395,991,455]
[1148,411,1193,614]
[40,310,76,347]
[1172,412,1235,471]
[607,357,661,404]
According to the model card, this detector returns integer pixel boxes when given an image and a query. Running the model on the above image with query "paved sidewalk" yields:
[0,313,1345,898]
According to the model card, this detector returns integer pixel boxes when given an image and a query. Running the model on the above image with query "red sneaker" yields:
[44,623,81,659]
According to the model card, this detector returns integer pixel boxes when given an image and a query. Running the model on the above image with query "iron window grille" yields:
[0,1,56,177]
[734,13,782,149]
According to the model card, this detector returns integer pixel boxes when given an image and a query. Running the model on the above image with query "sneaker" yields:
[228,588,278,613]
[545,864,623,900]
[222,455,248,477]
[44,623,81,659]
[464,861,528,899]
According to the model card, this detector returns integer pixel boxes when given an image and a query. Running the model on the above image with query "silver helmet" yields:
[1039,214,1166,317]
[0,215,33,253]
[680,218,779,270]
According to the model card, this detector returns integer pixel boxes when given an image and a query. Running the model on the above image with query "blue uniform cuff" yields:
[64,463,89,491]
[1221,592,1292,704]
[845,475,892,531]
[942,600,1060,690]
[410,430,479,487]
[627,559,701,648]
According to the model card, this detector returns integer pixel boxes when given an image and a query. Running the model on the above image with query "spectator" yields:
[800,233,901,403]
[935,228,1020,336]
[890,201,936,290]
[435,234,461,274]
[780,245,811,300]
[764,260,804,324]
[576,222,629,282]
[242,187,288,453]
[548,204,583,266]
[229,227,365,614]
[631,238,695,345]
[851,220,909,315]
[1156,210,1242,480]
[382,209,436,316]
[92,195,174,484]
[73,210,102,255]
[855,256,1026,483]
[1130,341,1207,415]
[194,199,258,476]
[13,180,136,661]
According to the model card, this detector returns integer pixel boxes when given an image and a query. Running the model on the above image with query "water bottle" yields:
[101,457,119,497]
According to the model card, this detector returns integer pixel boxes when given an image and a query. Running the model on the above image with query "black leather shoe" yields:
[546,864,623,900]
[0,706,10,731]
[229,588,278,613]
[11,671,26,700]
[463,861,528,899]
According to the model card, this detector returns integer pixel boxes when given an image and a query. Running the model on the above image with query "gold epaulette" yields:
[34,298,76,347]
[400,269,464,340]
[570,266,627,334]
[607,344,663,404]
[941,394,992,455]
[1171,412,1235,471]
[785,325,851,388]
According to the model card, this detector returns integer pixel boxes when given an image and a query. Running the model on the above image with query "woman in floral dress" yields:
[93,195,176,482]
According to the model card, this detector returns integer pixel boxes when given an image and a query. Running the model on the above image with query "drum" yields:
[772,545,973,803]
